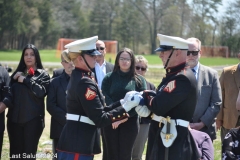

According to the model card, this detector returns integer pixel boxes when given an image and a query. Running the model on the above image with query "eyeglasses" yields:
[135,66,147,71]
[187,50,199,56]
[96,47,105,51]
[119,57,131,62]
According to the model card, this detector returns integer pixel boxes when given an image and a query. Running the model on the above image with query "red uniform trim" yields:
[74,153,80,160]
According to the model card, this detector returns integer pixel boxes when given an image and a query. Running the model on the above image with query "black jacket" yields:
[47,71,69,139]
[0,66,10,132]
[3,69,50,123]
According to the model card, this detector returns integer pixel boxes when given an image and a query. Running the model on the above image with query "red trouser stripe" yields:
[74,153,80,160]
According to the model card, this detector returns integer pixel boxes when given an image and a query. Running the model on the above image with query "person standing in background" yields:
[0,44,50,159]
[47,51,74,159]
[101,48,147,160]
[132,55,155,160]
[93,40,114,160]
[186,37,222,141]
[216,63,240,142]
[93,40,114,89]
[0,66,10,158]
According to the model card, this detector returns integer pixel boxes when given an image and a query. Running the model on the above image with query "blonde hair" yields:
[62,50,81,63]
[135,55,148,68]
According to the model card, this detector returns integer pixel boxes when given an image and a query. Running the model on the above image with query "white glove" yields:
[123,91,141,102]
[135,105,151,117]
[120,94,143,112]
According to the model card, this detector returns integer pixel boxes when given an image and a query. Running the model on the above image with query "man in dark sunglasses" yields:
[93,40,114,160]
[93,40,114,89]
[186,37,221,142]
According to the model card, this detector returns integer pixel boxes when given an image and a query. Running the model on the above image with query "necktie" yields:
[192,69,196,79]
[191,69,195,73]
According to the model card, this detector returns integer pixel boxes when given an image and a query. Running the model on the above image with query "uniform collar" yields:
[74,67,93,77]
[165,62,186,75]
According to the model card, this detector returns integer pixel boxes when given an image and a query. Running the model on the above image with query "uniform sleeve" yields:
[23,70,50,98]
[216,69,224,121]
[47,79,66,126]
[78,78,128,128]
[200,70,222,128]
[149,75,192,116]
[128,76,147,117]
[101,73,114,105]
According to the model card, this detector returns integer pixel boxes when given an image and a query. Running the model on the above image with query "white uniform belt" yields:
[152,114,189,127]
[66,113,95,125]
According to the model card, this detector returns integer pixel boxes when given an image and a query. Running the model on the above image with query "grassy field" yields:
[0,49,239,66]
[0,49,235,159]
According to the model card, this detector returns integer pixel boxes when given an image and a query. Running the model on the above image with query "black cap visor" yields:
[154,45,174,52]
[81,49,101,56]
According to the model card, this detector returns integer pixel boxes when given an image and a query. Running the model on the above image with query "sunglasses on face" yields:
[135,66,147,71]
[187,50,199,56]
[96,47,105,51]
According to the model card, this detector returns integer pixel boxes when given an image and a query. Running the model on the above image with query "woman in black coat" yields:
[1,44,50,159]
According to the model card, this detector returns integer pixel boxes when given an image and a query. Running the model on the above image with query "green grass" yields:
[0,50,61,62]
[0,50,239,67]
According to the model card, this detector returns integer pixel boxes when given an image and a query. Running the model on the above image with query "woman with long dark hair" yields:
[101,48,147,160]
[1,44,50,159]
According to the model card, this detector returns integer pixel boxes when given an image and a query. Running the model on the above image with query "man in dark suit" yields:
[47,51,74,159]
[187,37,222,141]
[93,40,114,160]
[0,66,10,157]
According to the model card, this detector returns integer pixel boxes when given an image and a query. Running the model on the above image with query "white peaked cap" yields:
[155,34,193,52]
[65,36,98,53]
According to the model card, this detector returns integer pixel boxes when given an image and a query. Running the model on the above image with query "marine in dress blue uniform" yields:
[56,36,142,160]
[136,34,200,160]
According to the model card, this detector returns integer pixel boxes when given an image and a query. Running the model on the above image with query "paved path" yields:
[0,61,229,71]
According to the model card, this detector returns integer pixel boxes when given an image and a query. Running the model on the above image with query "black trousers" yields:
[7,116,44,160]
[103,116,139,160]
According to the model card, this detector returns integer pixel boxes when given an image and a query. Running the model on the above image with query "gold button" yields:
[113,117,115,120]
[123,113,126,116]
[118,115,120,118]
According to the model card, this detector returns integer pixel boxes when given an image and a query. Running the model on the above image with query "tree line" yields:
[0,0,239,56]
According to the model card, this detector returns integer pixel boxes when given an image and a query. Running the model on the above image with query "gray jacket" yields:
[192,64,222,140]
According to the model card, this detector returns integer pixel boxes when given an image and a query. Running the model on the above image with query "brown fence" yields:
[201,46,229,58]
